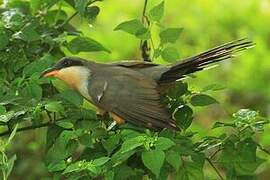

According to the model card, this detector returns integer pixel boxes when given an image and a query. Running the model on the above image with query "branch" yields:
[141,0,149,23]
[0,118,68,137]
[206,158,224,180]
[257,143,270,156]
[56,11,79,29]
[140,0,151,62]
[209,147,222,159]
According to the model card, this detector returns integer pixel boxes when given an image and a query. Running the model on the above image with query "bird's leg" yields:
[106,112,125,131]
[110,112,125,124]
[107,121,117,131]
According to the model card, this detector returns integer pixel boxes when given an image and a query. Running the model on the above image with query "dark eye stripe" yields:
[55,57,84,70]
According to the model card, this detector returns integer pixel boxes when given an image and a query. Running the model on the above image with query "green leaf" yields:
[91,128,107,139]
[201,83,226,92]
[174,105,193,130]
[212,122,235,129]
[7,124,19,145]
[2,9,25,31]
[23,54,55,76]
[142,149,165,177]
[114,19,150,40]
[104,170,115,180]
[174,137,194,156]
[149,1,164,22]
[155,137,175,150]
[60,89,83,107]
[86,6,100,22]
[177,161,204,179]
[79,133,93,147]
[190,94,218,106]
[30,0,43,13]
[161,47,179,62]
[30,0,60,12]
[63,161,84,174]
[0,27,11,50]
[136,28,151,40]
[167,82,188,98]
[110,150,136,167]
[13,23,40,42]
[120,136,145,153]
[5,0,30,11]
[47,160,67,172]
[46,124,63,151]
[45,101,64,113]
[0,105,6,114]
[166,151,181,171]
[44,10,68,25]
[26,83,42,100]
[87,164,100,175]
[102,134,121,155]
[6,154,17,179]
[219,139,265,176]
[121,129,143,141]
[0,111,15,123]
[92,157,110,166]
[67,36,110,54]
[233,109,258,121]
[192,153,205,168]
[159,28,183,44]
[56,121,74,129]
[154,48,162,58]
[46,130,77,162]
[75,0,88,15]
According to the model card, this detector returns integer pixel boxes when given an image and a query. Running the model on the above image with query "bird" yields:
[41,39,254,131]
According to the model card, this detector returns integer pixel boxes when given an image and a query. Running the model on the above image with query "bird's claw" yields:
[107,121,117,131]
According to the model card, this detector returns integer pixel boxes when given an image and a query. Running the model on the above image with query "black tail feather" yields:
[158,38,255,84]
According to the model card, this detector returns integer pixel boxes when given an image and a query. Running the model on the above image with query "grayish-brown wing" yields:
[110,60,170,84]
[111,60,158,68]
[88,66,178,130]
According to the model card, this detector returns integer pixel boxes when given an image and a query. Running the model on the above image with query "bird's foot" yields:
[107,121,117,131]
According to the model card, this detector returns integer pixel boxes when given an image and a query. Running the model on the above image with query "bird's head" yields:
[41,57,91,89]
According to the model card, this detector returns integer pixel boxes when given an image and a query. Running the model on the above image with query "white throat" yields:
[57,66,92,101]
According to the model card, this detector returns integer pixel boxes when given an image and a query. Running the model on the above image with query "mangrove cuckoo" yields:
[41,39,254,130]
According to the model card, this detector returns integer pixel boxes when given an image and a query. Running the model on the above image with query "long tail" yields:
[158,38,255,84]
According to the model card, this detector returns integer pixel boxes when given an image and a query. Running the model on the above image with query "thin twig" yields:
[56,11,79,29]
[141,0,148,23]
[206,158,224,180]
[209,147,222,159]
[140,0,151,62]
[0,118,68,137]
[0,122,52,137]
[46,110,53,122]
[257,143,270,156]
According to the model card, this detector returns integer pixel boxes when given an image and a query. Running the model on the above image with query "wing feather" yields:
[88,66,178,130]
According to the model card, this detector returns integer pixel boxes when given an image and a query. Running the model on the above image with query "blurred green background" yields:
[6,0,270,179]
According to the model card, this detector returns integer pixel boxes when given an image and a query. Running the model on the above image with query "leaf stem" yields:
[56,11,79,29]
[206,158,224,180]
[140,0,151,62]
[142,0,148,24]
[257,143,270,156]
[209,147,222,159]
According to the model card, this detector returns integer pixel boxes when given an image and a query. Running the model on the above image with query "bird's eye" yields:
[63,60,69,66]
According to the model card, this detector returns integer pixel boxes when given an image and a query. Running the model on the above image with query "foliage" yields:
[0,125,18,180]
[0,0,269,179]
